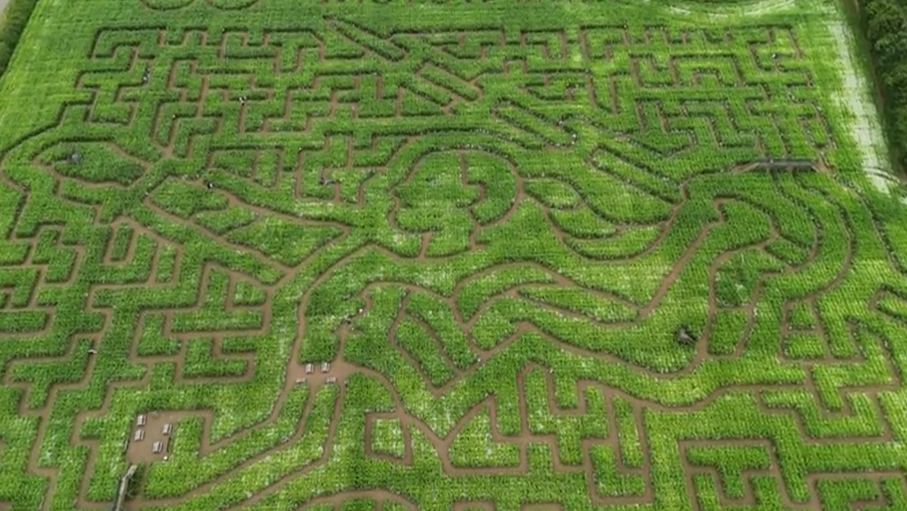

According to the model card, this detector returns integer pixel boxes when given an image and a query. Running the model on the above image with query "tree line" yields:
[861,0,907,171]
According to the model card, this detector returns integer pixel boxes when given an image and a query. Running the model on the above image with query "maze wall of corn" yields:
[1,0,907,510]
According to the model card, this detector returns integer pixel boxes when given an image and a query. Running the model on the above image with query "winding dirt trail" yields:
[0,15,901,511]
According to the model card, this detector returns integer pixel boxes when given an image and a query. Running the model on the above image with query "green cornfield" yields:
[1,0,907,509]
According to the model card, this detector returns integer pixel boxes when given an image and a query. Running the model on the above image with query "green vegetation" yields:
[859,0,907,169]
[0,0,39,78]
[0,0,905,510]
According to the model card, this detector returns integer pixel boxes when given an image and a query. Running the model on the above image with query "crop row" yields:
[68,50,830,153]
[0,0,904,510]
[3,152,904,508]
[52,374,907,511]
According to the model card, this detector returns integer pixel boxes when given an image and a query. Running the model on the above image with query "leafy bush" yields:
[860,0,907,169]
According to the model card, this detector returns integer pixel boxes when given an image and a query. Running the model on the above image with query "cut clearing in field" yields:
[1,0,907,510]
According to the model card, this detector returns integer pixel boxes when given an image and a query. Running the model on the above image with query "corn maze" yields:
[1,0,907,509]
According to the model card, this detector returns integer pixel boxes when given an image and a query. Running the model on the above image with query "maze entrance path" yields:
[1,0,907,510]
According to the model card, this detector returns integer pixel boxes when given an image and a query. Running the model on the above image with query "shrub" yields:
[859,0,907,169]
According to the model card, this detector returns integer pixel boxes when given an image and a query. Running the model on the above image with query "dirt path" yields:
[0,19,902,511]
